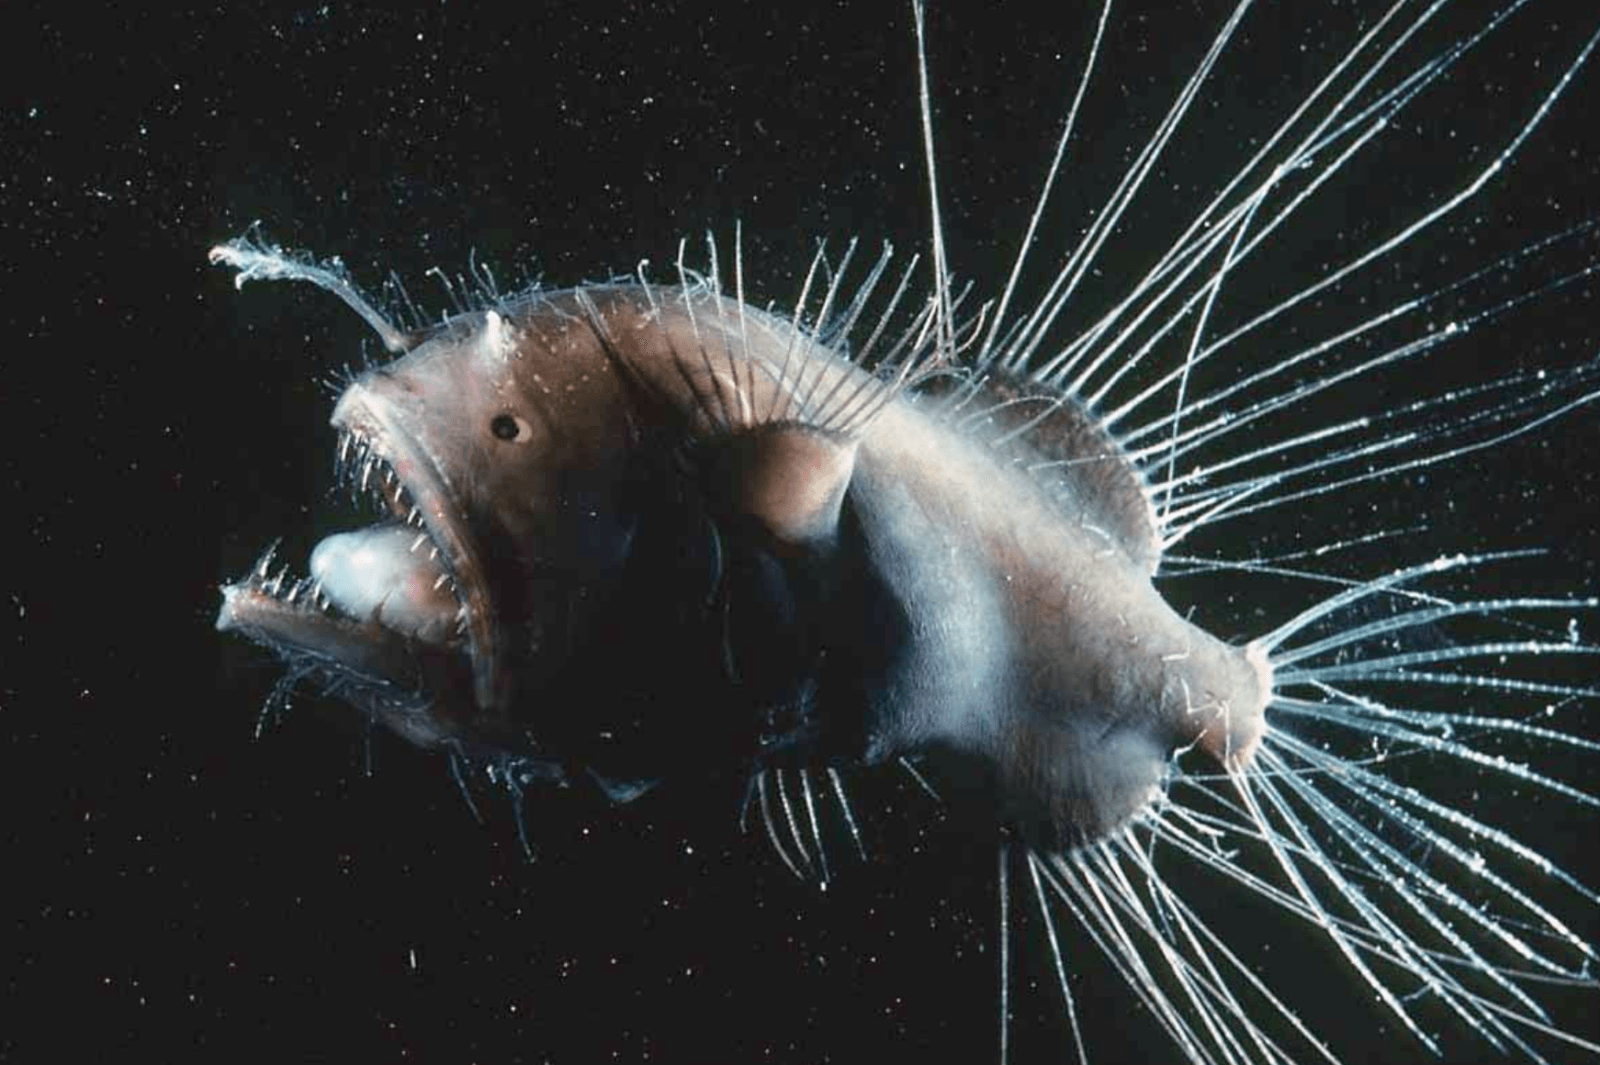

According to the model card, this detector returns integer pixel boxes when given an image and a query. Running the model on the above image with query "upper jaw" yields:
[328,379,506,714]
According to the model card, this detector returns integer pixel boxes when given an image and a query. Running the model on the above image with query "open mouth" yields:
[217,384,503,721]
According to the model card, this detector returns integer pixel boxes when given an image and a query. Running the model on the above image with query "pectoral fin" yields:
[698,424,858,551]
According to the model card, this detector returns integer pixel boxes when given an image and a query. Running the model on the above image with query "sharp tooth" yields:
[251,538,282,581]
[410,532,428,553]
[360,458,372,493]
[286,580,303,605]
[428,547,438,561]
[407,506,421,527]
[338,432,351,469]
[267,566,288,597]
[433,573,450,591]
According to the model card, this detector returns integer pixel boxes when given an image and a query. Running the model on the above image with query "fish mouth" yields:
[216,381,505,735]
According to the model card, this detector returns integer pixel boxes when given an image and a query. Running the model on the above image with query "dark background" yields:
[5,1,1600,1063]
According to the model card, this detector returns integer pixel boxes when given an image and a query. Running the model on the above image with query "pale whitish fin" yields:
[1037,854,1204,1063]
[1108,838,1292,1065]
[807,246,908,430]
[1253,550,1542,653]
[1087,846,1276,1065]
[1071,849,1224,1063]
[756,770,805,881]
[1151,804,1378,945]
[1209,11,1600,370]
[1071,116,1387,409]
[466,247,500,308]
[1266,730,1600,968]
[816,240,893,354]
[1269,687,1600,810]
[1139,294,1600,538]
[447,746,484,826]
[1270,595,1600,670]
[1111,218,1600,447]
[255,667,305,741]
[1154,793,1599,1046]
[629,260,723,436]
[767,243,829,425]
[702,228,752,433]
[1260,746,1555,1035]
[897,756,942,802]
[385,269,425,334]
[1233,765,1442,1055]
[1288,681,1600,755]
[1120,293,1440,461]
[1024,850,1089,1065]
[815,249,908,435]
[1038,0,1543,400]
[732,223,755,425]
[208,230,412,354]
[798,769,830,888]
[504,771,537,863]
[847,288,986,433]
[1160,523,1438,581]
[675,237,738,432]
[975,0,1113,370]
[1158,187,1268,525]
[1042,850,1224,1065]
[1254,749,1536,1054]
[774,768,815,879]
[825,767,868,862]
[1118,827,1341,1065]
[1027,0,1432,386]
[791,239,863,418]
[1005,0,1256,387]
[1092,14,1600,454]
[817,244,963,437]
[908,0,954,366]
[1279,640,1600,701]
[1249,741,1600,1055]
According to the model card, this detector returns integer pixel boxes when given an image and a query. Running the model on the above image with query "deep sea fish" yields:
[211,1,1600,1061]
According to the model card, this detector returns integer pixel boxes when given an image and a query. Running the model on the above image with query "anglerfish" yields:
[211,234,1270,852]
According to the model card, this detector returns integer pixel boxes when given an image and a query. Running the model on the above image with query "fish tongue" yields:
[309,524,458,644]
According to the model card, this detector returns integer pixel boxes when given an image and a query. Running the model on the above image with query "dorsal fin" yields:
[926,372,1161,573]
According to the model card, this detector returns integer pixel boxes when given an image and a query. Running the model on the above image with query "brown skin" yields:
[218,284,1270,846]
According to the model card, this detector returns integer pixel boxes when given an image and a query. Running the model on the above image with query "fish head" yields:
[219,300,660,757]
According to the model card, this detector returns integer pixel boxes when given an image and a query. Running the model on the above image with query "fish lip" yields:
[329,381,506,715]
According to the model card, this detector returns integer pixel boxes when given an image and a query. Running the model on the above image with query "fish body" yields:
[217,278,1266,850]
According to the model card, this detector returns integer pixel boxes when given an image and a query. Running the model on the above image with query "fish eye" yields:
[490,413,532,443]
